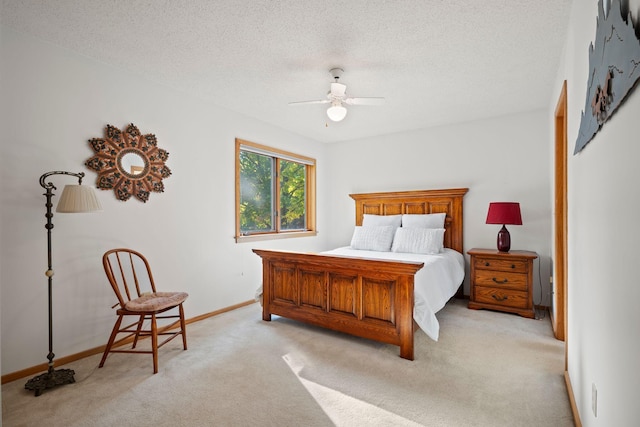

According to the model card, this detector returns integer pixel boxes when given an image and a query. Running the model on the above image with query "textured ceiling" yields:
[1,0,573,143]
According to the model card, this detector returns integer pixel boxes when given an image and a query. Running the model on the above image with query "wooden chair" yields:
[99,248,188,373]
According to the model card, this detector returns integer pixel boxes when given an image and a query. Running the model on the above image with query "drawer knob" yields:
[492,294,508,302]
[485,262,490,267]
[511,264,515,269]
[492,277,508,284]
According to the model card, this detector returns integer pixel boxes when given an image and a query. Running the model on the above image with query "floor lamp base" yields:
[24,368,75,396]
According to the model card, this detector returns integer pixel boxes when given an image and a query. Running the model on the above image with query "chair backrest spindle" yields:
[128,251,143,298]
[114,252,133,302]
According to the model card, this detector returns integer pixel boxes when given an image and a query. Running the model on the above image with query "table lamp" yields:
[485,202,522,252]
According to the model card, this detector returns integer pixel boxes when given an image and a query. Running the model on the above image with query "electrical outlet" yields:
[549,275,553,284]
[592,383,598,417]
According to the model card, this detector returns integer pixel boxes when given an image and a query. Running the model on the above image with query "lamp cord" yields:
[534,255,546,320]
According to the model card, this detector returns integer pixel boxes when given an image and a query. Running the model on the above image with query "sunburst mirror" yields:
[85,123,171,202]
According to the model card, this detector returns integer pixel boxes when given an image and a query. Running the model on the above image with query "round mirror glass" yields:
[117,150,148,178]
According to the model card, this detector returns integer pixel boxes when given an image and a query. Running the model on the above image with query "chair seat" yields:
[124,292,189,312]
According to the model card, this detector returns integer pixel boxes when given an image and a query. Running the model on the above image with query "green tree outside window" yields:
[239,151,307,234]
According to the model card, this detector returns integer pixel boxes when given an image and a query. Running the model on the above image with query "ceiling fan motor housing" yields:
[329,68,344,81]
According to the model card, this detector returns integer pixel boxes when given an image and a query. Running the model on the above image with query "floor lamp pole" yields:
[24,172,87,396]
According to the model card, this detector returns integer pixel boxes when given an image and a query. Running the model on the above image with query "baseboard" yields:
[187,299,255,323]
[564,370,582,427]
[1,299,257,385]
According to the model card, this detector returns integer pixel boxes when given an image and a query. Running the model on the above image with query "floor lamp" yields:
[24,171,102,396]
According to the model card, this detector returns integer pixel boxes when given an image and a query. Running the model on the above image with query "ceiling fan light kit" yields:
[290,68,384,122]
[327,101,347,121]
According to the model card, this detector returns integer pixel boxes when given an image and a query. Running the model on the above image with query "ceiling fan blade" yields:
[288,99,331,105]
[330,82,347,97]
[344,97,385,106]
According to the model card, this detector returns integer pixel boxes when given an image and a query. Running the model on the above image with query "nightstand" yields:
[467,248,538,318]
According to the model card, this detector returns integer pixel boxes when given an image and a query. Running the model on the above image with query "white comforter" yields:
[322,247,465,341]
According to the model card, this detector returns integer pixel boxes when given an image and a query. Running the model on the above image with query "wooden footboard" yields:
[253,249,424,360]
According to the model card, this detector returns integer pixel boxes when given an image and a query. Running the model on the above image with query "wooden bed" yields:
[253,188,468,360]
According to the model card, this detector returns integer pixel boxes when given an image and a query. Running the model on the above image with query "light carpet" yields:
[2,299,573,426]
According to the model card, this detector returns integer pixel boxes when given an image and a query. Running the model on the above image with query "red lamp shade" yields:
[486,202,522,252]
[486,202,522,226]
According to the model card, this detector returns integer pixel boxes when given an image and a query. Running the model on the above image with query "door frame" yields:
[552,80,567,344]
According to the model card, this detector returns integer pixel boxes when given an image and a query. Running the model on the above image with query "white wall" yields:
[553,0,640,425]
[324,111,553,299]
[0,27,328,375]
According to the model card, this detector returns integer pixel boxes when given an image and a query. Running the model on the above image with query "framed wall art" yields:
[575,0,640,154]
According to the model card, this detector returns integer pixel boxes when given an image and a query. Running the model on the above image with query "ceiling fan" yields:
[289,68,385,122]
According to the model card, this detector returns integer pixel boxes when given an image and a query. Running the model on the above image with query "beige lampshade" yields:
[56,185,103,213]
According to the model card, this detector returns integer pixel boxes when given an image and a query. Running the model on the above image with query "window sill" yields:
[235,230,317,243]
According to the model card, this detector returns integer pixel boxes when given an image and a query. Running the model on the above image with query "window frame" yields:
[235,138,316,243]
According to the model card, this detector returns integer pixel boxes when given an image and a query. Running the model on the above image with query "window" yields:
[235,139,316,242]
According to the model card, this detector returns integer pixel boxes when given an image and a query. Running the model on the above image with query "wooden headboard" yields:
[349,188,469,254]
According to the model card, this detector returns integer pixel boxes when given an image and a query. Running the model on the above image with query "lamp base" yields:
[497,225,511,252]
[24,367,75,397]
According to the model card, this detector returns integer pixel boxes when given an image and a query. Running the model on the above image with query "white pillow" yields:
[391,227,445,254]
[350,226,395,252]
[402,213,446,229]
[362,214,402,228]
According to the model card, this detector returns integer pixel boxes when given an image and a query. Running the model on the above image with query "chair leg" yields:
[179,304,188,350]
[99,315,124,368]
[151,314,158,374]
[132,315,145,349]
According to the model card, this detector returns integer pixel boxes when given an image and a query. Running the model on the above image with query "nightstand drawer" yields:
[474,287,529,309]
[473,257,528,273]
[474,270,527,290]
